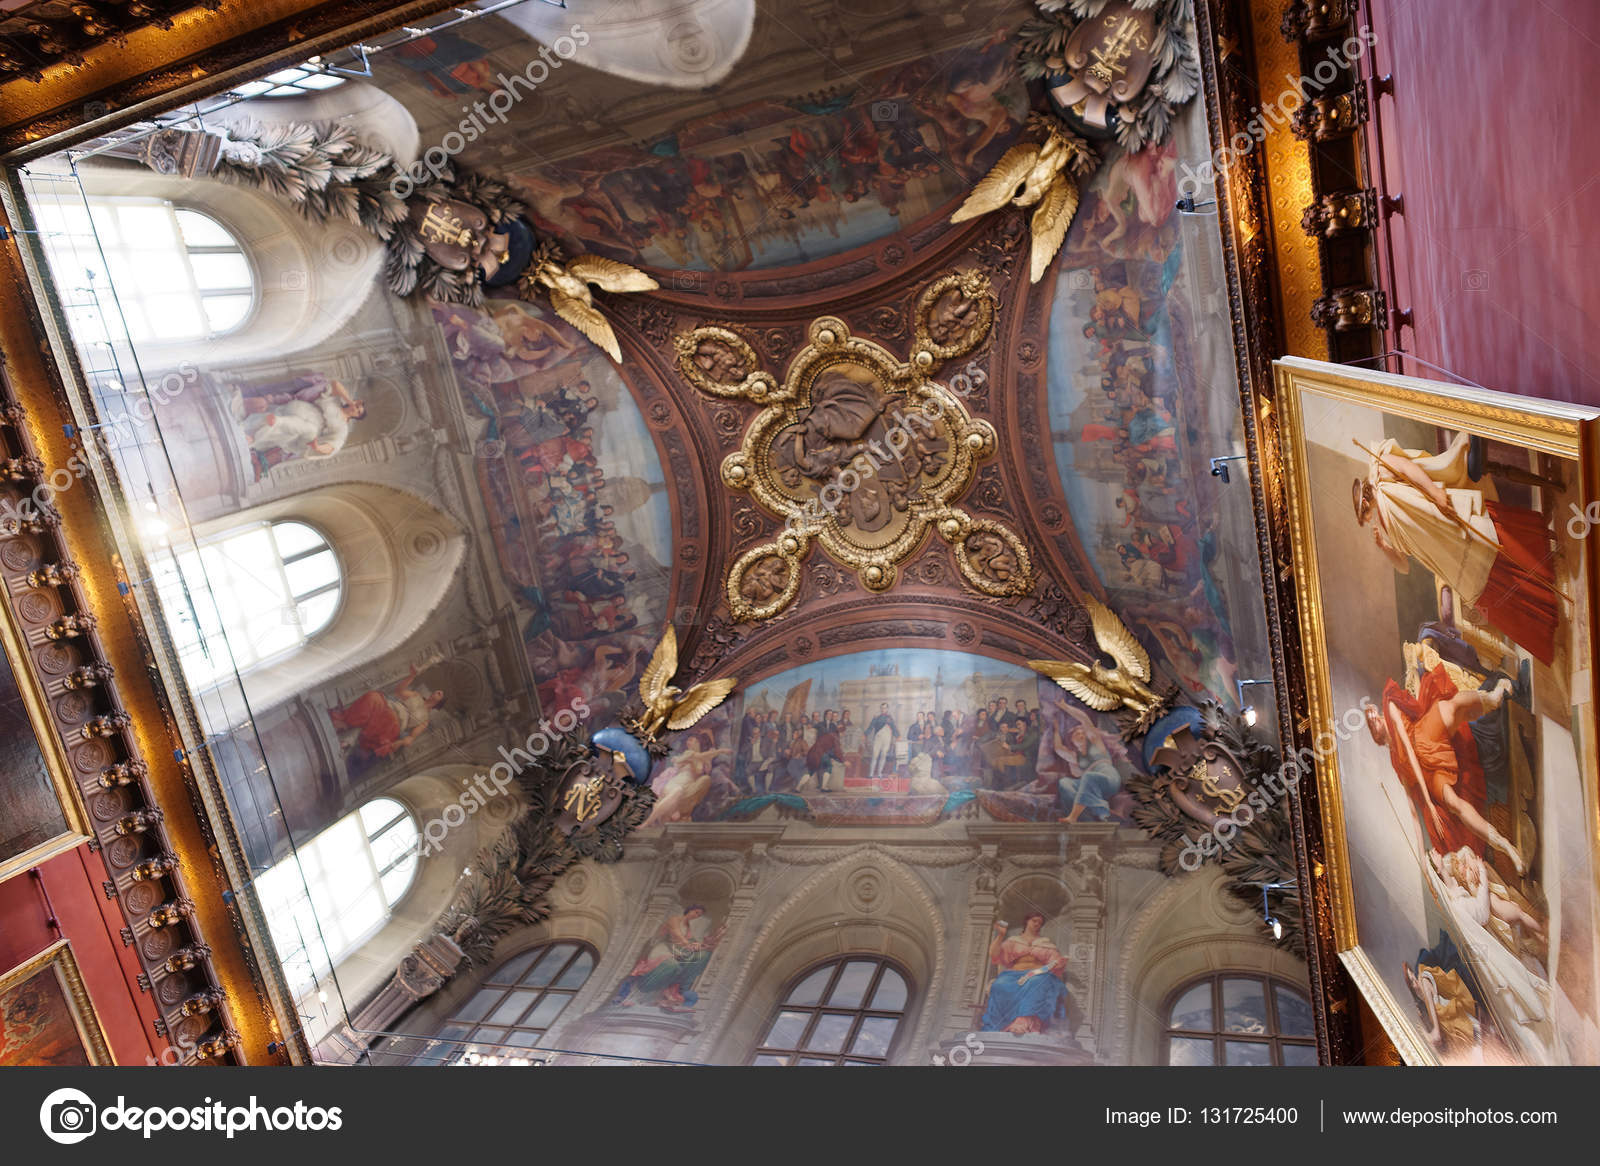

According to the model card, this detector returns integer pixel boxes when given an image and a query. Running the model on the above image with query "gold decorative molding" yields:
[1248,0,1328,361]
[674,271,1032,622]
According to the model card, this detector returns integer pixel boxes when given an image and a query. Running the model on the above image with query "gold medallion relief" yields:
[674,271,1033,621]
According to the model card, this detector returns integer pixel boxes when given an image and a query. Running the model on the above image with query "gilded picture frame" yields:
[0,939,114,1065]
[0,579,91,886]
[1275,355,1600,1065]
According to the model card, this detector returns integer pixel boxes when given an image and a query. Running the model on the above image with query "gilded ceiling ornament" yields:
[673,271,1033,621]
[1016,0,1201,154]
[1127,702,1305,955]
[116,122,656,362]
[950,113,1099,284]
[1028,596,1173,738]
[627,624,739,744]
[954,0,1201,285]
[519,242,659,363]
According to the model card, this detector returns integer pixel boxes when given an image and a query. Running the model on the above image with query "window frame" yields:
[429,942,600,1063]
[156,517,343,689]
[38,195,259,344]
[1160,972,1317,1066]
[748,955,913,1067]
[253,796,421,1002]
[234,62,349,100]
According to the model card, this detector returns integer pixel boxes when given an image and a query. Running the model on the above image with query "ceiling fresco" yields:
[505,39,1027,271]
[433,297,675,722]
[361,3,1033,272]
[16,0,1289,1065]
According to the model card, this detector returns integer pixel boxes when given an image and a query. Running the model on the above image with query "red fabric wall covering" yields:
[1368,0,1600,403]
[0,846,164,1065]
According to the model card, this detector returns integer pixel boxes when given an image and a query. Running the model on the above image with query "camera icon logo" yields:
[40,1088,97,1144]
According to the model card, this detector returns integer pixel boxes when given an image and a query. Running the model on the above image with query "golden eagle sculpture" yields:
[628,625,739,744]
[521,243,658,362]
[1029,597,1171,737]
[949,113,1099,284]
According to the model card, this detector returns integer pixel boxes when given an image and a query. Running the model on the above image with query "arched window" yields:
[1163,973,1317,1066]
[425,942,599,1064]
[234,61,347,99]
[153,519,341,689]
[253,797,420,1002]
[750,957,911,1066]
[31,196,254,343]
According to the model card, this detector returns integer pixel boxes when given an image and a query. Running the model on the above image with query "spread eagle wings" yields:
[638,625,679,708]
[566,254,660,293]
[666,678,739,731]
[1085,597,1150,681]
[547,286,623,362]
[1028,659,1121,712]
[1028,175,1080,284]
[949,141,1042,223]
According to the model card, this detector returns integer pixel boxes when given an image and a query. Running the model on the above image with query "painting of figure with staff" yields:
[1275,356,1600,1065]
[1352,431,1564,665]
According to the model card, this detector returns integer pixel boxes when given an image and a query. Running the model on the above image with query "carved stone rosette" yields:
[674,271,1032,621]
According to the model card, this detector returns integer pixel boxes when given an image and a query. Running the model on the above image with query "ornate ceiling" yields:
[0,0,1287,1066]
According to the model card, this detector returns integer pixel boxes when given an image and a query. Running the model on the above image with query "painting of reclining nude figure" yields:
[1276,356,1600,1064]
[641,647,1138,828]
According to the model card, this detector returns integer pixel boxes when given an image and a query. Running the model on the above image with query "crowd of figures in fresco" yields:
[1048,144,1241,712]
[639,651,1136,828]
[433,299,673,724]
[504,37,1028,270]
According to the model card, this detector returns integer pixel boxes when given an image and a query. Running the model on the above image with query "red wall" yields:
[0,845,166,1065]
[1367,0,1600,403]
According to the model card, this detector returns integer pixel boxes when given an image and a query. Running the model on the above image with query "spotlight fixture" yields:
[1236,678,1273,717]
[1209,454,1247,483]
[1175,197,1217,214]
[1258,880,1298,942]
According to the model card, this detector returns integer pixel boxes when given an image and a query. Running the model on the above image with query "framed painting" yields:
[1275,355,1600,1065]
[0,589,89,885]
[0,940,113,1065]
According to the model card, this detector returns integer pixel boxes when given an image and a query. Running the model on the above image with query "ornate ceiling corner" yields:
[0,0,466,158]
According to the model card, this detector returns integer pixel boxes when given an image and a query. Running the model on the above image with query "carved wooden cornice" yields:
[0,0,466,159]
[0,1,231,84]
[1209,0,1369,1062]
[0,355,248,1063]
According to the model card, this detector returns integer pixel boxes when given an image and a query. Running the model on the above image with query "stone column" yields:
[318,934,465,1062]
[1064,840,1109,1055]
